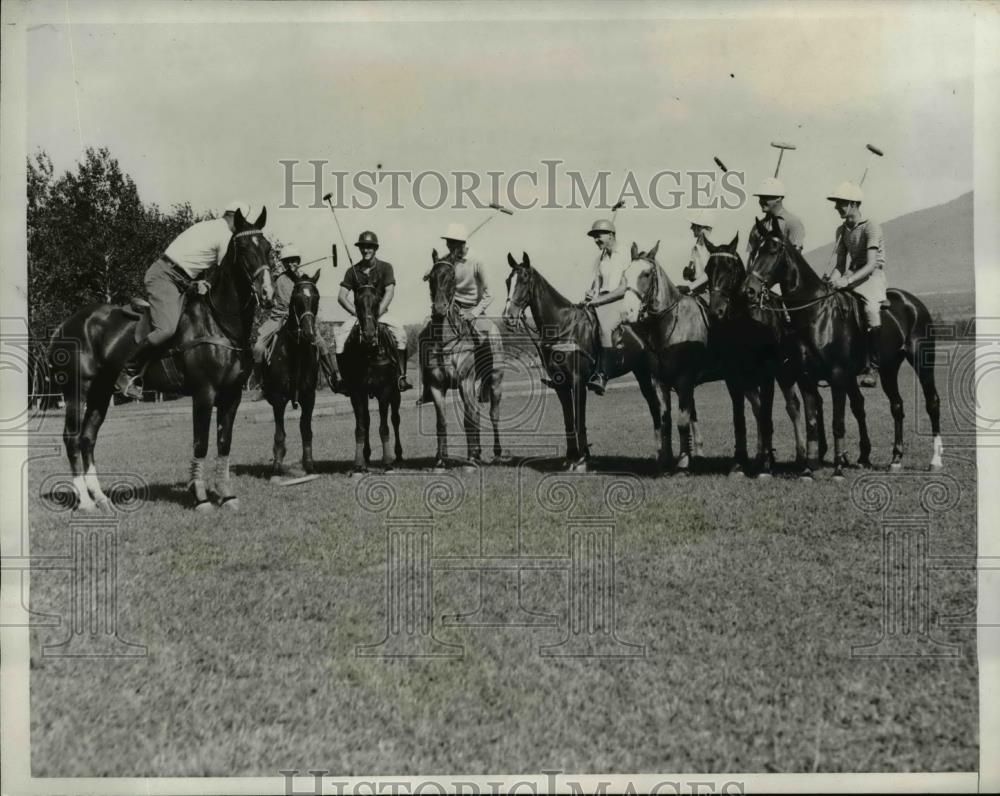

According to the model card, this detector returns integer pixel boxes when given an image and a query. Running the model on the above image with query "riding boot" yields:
[587,347,613,396]
[397,351,413,391]
[318,347,344,394]
[114,338,156,400]
[859,326,881,388]
[250,361,266,401]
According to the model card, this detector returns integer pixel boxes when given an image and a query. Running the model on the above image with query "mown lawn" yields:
[27,357,978,776]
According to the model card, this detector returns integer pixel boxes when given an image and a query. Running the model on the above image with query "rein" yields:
[204,228,269,345]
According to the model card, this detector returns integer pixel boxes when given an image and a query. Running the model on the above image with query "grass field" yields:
[27,351,978,776]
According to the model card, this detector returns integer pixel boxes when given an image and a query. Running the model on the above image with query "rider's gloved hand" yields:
[677,285,691,295]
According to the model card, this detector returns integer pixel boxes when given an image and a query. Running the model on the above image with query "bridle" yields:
[288,280,318,342]
[744,237,839,314]
[231,228,271,311]
[429,259,475,346]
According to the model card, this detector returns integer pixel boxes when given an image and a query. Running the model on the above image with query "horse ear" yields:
[432,248,439,264]
[729,232,739,250]
[309,269,321,283]
[507,253,517,269]
[522,251,530,268]
[630,242,639,260]
[649,240,660,260]
[770,215,781,236]
[253,206,267,229]
[234,208,247,230]
[704,236,718,253]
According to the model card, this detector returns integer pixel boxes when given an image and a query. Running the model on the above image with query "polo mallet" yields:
[322,192,353,267]
[466,201,514,240]
[770,141,797,177]
[859,143,884,186]
[611,199,626,224]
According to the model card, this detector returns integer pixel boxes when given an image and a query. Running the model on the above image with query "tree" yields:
[27,147,210,398]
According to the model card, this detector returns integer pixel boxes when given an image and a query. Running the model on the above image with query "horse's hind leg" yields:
[351,393,370,474]
[674,377,696,475]
[555,386,579,467]
[299,390,315,474]
[488,375,504,461]
[271,401,289,478]
[62,391,96,511]
[458,374,483,466]
[214,386,242,509]
[881,359,905,471]
[79,385,114,509]
[635,368,663,465]
[847,377,873,469]
[907,340,943,470]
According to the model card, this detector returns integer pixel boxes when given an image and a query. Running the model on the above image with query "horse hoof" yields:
[383,463,395,473]
[220,497,240,511]
[269,475,285,484]
[94,497,112,511]
[672,469,690,478]
[889,462,903,472]
[799,471,814,482]
[728,465,745,478]
[929,462,944,472]
[832,472,846,483]
[73,502,99,514]
[194,500,215,512]
[756,471,772,480]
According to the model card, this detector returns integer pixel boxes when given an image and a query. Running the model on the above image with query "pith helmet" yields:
[687,209,714,229]
[753,177,786,198]
[279,244,301,263]
[441,223,468,243]
[826,181,864,203]
[587,219,616,237]
[355,230,380,248]
[224,199,251,216]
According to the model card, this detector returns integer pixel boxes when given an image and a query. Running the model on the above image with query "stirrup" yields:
[117,373,145,400]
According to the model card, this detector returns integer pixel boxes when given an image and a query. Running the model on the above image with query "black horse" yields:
[421,251,505,470]
[744,216,943,478]
[339,282,403,474]
[502,252,664,472]
[701,233,820,476]
[262,270,323,480]
[48,208,273,510]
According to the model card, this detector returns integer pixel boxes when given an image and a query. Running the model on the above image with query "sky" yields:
[26,6,975,323]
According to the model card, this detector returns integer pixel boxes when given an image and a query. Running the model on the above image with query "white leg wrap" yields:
[931,435,944,468]
[73,475,96,509]
[189,457,206,485]
[84,463,108,502]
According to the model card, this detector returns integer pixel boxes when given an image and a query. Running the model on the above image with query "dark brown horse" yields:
[48,208,274,511]
[262,270,322,480]
[628,242,720,474]
[502,252,664,472]
[421,251,504,470]
[702,233,818,476]
[338,282,403,474]
[743,216,943,478]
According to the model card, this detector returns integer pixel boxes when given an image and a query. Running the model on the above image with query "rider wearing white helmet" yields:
[826,181,886,388]
[115,199,254,399]
[748,177,805,259]
[251,244,343,396]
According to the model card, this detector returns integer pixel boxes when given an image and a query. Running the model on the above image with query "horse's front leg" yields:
[756,377,777,476]
[831,382,849,481]
[572,373,590,471]
[351,393,369,475]
[458,370,482,466]
[299,388,315,474]
[777,369,805,468]
[554,385,579,467]
[428,383,448,470]
[798,381,822,480]
[725,378,750,477]
[847,378,872,471]
[635,368,663,465]
[391,391,403,464]
[674,377,696,476]
[488,372,505,461]
[190,390,215,510]
[271,399,289,479]
[214,385,243,509]
[378,393,394,470]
